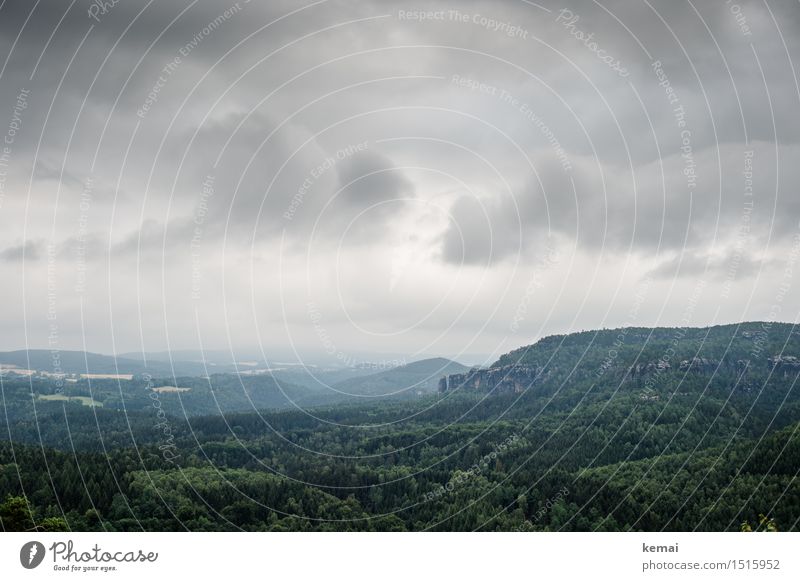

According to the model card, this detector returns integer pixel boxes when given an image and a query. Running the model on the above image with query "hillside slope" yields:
[332,357,470,397]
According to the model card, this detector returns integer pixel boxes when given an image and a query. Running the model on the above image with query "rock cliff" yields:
[438,365,542,395]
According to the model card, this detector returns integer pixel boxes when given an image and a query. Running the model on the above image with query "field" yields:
[38,394,103,408]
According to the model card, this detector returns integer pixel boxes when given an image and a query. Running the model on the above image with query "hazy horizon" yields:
[3,318,797,371]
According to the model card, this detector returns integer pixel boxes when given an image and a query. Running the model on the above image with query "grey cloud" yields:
[325,150,415,240]
[440,193,524,265]
[1,0,799,353]
[647,250,775,281]
[437,139,800,268]
[0,240,43,261]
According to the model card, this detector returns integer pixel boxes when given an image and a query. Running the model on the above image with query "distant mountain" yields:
[117,349,233,364]
[331,357,470,398]
[0,349,212,377]
[266,365,392,392]
[117,351,410,385]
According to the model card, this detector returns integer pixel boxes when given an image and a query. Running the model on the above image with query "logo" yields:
[20,541,46,569]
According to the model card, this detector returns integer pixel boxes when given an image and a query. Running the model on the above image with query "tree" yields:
[0,495,35,531]
[38,516,69,532]
[741,514,778,532]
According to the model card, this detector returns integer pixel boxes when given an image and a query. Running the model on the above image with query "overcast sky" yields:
[0,0,798,363]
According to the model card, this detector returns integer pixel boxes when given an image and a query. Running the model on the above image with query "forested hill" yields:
[438,322,800,398]
[1,322,798,532]
[332,357,470,397]
[494,322,798,371]
[0,349,218,376]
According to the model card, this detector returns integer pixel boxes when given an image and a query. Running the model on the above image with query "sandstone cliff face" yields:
[627,354,800,381]
[439,353,800,396]
[438,365,542,395]
[626,358,715,380]
[628,361,671,378]
[769,355,800,369]
[769,355,800,377]
[678,357,717,372]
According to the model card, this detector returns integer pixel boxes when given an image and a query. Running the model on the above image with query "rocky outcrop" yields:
[768,355,800,367]
[438,365,541,395]
[628,361,671,378]
[627,357,721,380]
[769,355,800,377]
[678,357,718,372]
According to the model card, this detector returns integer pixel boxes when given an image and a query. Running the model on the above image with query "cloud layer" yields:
[1,0,798,361]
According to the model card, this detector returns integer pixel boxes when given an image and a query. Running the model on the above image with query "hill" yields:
[493,322,797,371]
[1,322,799,531]
[0,349,217,377]
[436,322,799,400]
[331,357,470,397]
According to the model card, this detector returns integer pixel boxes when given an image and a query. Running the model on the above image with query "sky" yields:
[0,0,799,364]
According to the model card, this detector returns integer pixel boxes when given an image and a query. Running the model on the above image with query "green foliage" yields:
[741,514,779,532]
[1,323,799,531]
[0,495,35,531]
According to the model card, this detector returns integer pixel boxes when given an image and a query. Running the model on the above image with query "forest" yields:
[1,322,798,531]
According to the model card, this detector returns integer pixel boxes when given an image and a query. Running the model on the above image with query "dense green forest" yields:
[1,322,798,531]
